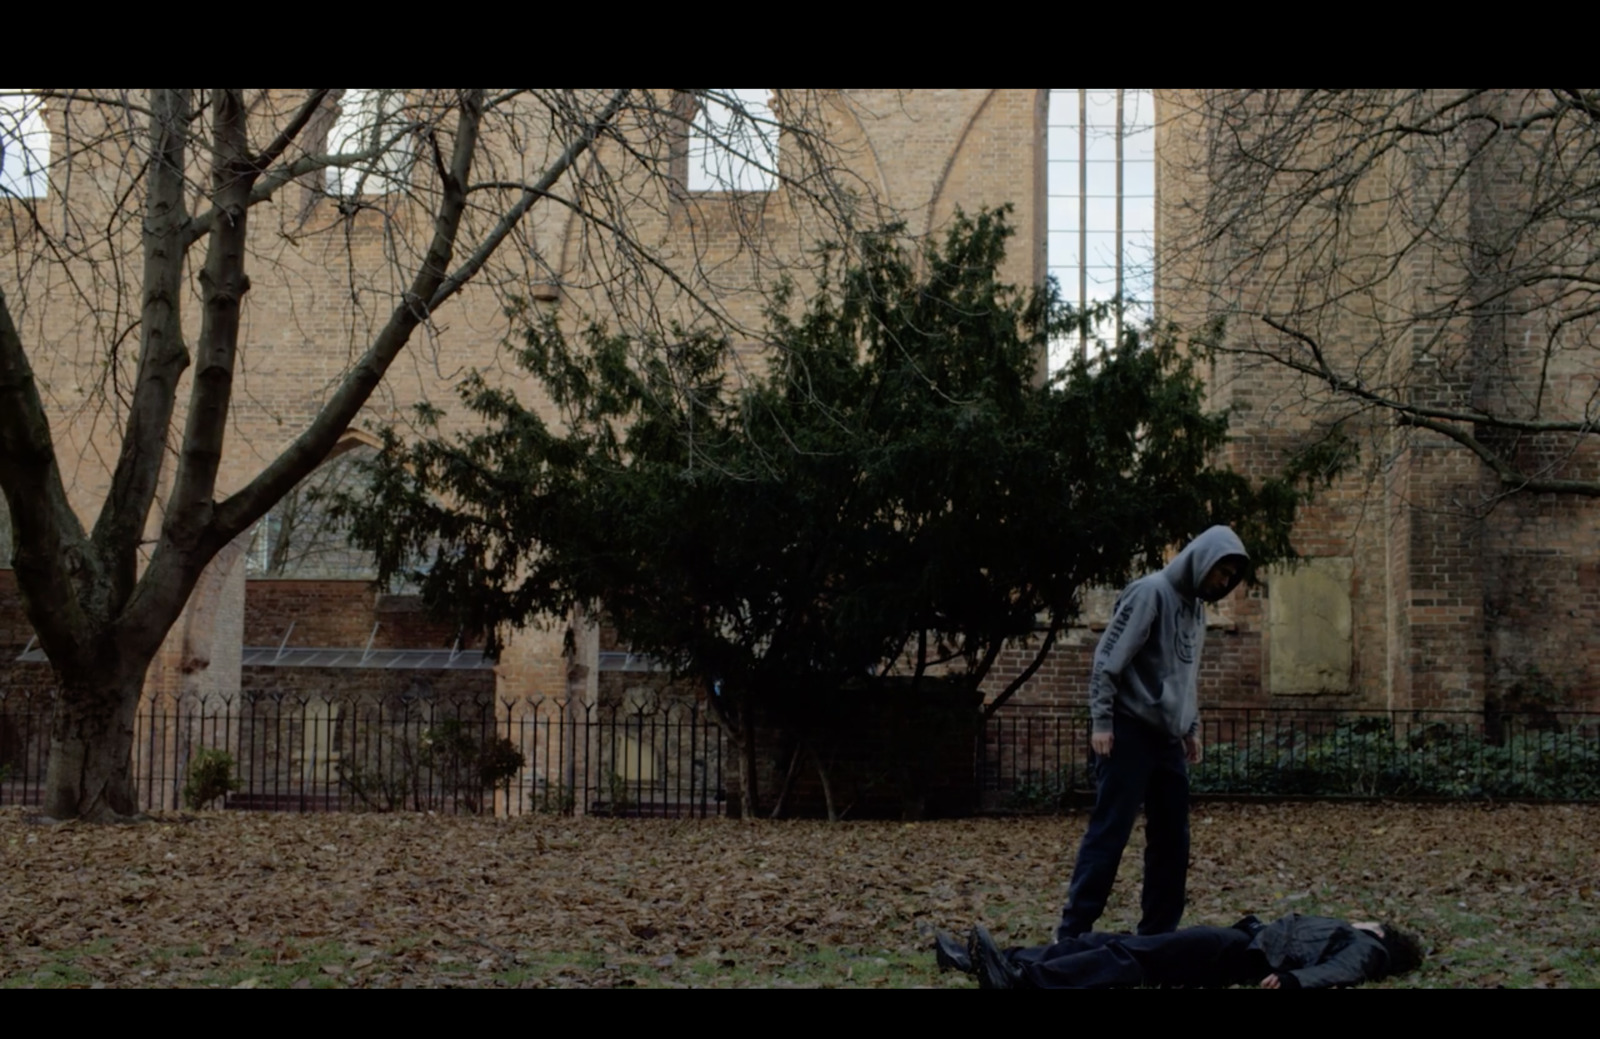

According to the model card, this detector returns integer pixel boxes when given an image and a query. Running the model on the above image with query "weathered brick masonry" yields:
[243,580,465,653]
[6,88,1600,749]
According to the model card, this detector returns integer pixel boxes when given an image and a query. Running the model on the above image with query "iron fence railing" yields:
[0,689,730,817]
[979,706,1600,809]
[6,689,1599,816]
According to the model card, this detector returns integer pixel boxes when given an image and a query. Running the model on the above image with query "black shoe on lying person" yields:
[971,926,1024,990]
[934,930,975,974]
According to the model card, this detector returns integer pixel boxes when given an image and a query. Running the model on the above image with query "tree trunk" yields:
[738,701,759,821]
[768,741,804,820]
[811,744,839,823]
[44,675,144,821]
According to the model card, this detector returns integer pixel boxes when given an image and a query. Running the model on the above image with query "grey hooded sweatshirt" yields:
[1088,525,1249,740]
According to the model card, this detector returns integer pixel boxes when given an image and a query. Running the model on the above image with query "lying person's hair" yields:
[1377,924,1426,978]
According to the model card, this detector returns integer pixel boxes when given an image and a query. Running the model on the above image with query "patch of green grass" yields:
[214,940,367,989]
[2,939,400,989]
[3,957,97,989]
[0,938,117,989]
[1409,900,1600,989]
[470,940,958,989]
[650,942,950,988]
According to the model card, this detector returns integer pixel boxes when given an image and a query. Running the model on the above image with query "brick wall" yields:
[980,621,1267,714]
[244,579,465,650]
[11,88,1600,726]
[1153,89,1600,716]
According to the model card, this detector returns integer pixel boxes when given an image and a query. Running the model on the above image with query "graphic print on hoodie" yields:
[1088,525,1249,740]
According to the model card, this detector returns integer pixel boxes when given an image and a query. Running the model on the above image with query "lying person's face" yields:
[1351,921,1385,937]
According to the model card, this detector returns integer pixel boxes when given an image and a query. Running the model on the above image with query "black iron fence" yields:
[980,705,1600,809]
[0,689,730,817]
[7,690,1600,816]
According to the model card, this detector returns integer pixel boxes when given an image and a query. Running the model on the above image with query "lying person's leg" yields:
[974,924,1261,989]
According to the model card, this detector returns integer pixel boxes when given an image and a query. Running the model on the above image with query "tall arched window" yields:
[0,90,49,199]
[687,89,778,193]
[1047,89,1155,372]
[325,89,412,197]
[247,446,380,579]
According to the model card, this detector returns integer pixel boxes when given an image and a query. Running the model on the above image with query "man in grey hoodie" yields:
[1054,525,1249,941]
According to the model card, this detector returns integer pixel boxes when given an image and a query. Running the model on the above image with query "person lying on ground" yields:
[934,912,1425,989]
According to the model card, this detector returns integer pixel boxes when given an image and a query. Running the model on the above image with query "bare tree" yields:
[1161,88,1600,502]
[0,88,884,820]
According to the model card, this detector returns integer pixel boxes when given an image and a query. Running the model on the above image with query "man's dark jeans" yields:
[1058,712,1190,937]
[1006,925,1263,989]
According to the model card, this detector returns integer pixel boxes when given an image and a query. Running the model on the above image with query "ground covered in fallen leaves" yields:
[2,801,1596,987]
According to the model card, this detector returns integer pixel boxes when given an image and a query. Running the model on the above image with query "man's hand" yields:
[1260,974,1281,989]
[1091,731,1114,758]
[1183,733,1202,764]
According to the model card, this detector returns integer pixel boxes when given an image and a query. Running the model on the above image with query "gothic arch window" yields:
[687,89,778,193]
[1046,89,1155,372]
[324,89,413,198]
[0,91,49,199]
[247,444,380,579]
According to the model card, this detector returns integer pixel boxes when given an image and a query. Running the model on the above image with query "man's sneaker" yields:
[1052,919,1085,945]
[971,926,1023,990]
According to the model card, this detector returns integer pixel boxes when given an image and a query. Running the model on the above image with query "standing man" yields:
[1055,525,1249,941]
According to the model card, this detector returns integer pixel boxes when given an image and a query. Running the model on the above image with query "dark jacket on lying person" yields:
[1235,913,1395,989]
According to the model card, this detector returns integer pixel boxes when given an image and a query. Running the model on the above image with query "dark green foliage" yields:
[1001,766,1084,813]
[181,747,240,810]
[1193,718,1600,800]
[337,717,525,814]
[757,677,983,819]
[336,208,1318,749]
[420,719,527,788]
[475,735,529,789]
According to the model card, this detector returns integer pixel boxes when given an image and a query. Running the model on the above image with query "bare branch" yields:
[249,88,331,171]
[1257,316,1600,434]
[426,89,632,312]
[27,90,156,119]
[982,622,1061,720]
[207,90,494,546]
[1169,89,1600,501]
[1399,413,1600,496]
[185,90,417,245]
[89,88,192,599]
[0,288,93,660]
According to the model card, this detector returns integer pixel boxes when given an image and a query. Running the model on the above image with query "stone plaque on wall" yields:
[1266,557,1354,696]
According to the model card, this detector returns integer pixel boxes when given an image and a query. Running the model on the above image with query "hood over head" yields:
[1163,525,1249,602]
